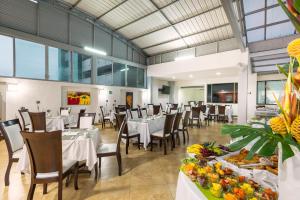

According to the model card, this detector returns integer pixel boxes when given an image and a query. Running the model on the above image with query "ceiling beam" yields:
[70,0,82,10]
[142,23,230,50]
[114,0,179,31]
[95,0,129,21]
[130,5,223,41]
[148,0,188,48]
[220,0,245,51]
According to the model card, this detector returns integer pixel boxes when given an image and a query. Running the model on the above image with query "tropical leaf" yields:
[281,141,295,162]
[228,133,259,152]
[246,136,268,160]
[278,0,300,32]
[258,139,278,157]
[294,0,300,14]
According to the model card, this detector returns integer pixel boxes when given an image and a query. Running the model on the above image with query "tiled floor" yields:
[0,122,230,200]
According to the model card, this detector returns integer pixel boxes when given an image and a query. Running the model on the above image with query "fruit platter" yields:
[180,158,278,200]
[187,142,231,159]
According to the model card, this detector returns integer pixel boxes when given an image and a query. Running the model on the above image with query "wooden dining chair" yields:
[77,113,96,129]
[21,130,79,200]
[96,118,125,177]
[79,109,86,114]
[208,105,218,121]
[18,108,31,131]
[29,112,46,132]
[60,107,71,116]
[130,108,140,119]
[178,111,191,144]
[115,113,140,154]
[172,112,183,147]
[139,108,147,118]
[170,108,178,114]
[190,107,201,128]
[153,105,161,115]
[100,106,112,128]
[200,105,209,126]
[172,104,178,109]
[184,105,191,111]
[217,105,227,122]
[0,119,24,186]
[150,114,176,155]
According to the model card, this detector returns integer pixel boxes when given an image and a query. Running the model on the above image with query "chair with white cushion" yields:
[130,108,140,119]
[0,119,24,186]
[96,118,125,177]
[21,130,79,200]
[100,106,112,128]
[150,114,176,155]
[171,112,183,147]
[178,111,191,144]
[77,113,96,129]
[140,108,147,118]
[115,113,140,154]
[18,109,31,131]
[170,108,178,114]
[60,107,71,116]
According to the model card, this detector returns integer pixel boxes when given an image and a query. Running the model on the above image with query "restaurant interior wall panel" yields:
[39,3,69,44]
[218,38,239,52]
[127,46,133,61]
[0,0,37,35]
[133,50,140,63]
[70,15,93,48]
[94,27,112,56]
[112,37,127,60]
[151,78,171,107]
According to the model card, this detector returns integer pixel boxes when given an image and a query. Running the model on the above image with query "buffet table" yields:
[19,128,101,172]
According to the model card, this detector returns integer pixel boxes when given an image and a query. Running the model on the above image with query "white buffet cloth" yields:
[46,116,65,131]
[19,128,101,172]
[127,116,165,149]
[176,171,207,200]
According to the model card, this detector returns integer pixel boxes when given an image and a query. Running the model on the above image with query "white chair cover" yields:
[141,109,147,118]
[170,109,177,114]
[79,116,93,129]
[61,109,69,116]
[131,110,139,119]
[4,124,23,152]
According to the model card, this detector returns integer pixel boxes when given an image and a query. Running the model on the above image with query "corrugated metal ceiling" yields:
[58,0,238,55]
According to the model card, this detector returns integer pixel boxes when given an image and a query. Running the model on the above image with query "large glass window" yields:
[48,47,70,81]
[137,68,145,88]
[113,62,126,86]
[15,39,45,79]
[127,65,138,87]
[96,58,112,85]
[207,83,238,103]
[0,35,13,77]
[72,52,92,84]
[257,80,285,104]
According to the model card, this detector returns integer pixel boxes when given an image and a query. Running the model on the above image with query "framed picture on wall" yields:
[126,92,133,108]
[67,91,91,105]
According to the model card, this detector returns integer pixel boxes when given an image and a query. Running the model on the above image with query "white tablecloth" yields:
[176,171,207,200]
[19,128,101,172]
[46,116,65,131]
[127,116,165,149]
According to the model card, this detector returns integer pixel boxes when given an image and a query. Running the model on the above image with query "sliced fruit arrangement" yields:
[187,142,230,157]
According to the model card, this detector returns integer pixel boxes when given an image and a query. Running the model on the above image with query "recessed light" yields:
[216,72,221,76]
[29,0,38,3]
[172,76,176,80]
[189,74,193,78]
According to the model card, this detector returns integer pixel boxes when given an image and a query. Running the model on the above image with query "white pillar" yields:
[238,63,248,124]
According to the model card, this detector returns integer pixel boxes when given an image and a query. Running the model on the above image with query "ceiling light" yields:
[172,76,176,80]
[29,0,38,3]
[216,72,221,76]
[174,55,195,61]
[189,74,193,78]
[120,68,129,72]
[84,46,107,56]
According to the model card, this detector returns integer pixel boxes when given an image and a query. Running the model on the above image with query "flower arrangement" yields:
[278,0,300,32]
[222,38,300,163]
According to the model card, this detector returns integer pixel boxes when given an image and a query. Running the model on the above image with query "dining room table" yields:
[19,128,101,173]
[127,115,165,149]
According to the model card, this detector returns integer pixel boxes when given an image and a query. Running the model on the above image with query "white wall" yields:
[151,78,170,107]
[0,77,149,121]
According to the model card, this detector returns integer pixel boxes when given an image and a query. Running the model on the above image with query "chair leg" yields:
[74,163,79,190]
[98,157,102,177]
[176,132,180,145]
[126,138,129,154]
[27,183,36,200]
[186,128,190,143]
[94,162,98,181]
[163,139,167,155]
[182,130,186,144]
[116,153,122,176]
[58,180,63,200]
[150,137,153,151]
[137,135,141,150]
[5,160,13,186]
[43,184,47,194]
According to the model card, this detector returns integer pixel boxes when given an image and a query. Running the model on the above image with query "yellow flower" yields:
[287,38,300,63]
[240,183,254,195]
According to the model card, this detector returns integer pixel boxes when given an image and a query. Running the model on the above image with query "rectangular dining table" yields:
[19,128,101,173]
[127,116,165,149]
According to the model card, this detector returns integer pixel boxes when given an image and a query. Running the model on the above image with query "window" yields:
[257,80,285,104]
[96,58,112,85]
[72,52,92,84]
[207,83,238,103]
[127,65,138,87]
[15,39,45,79]
[137,68,145,88]
[0,35,13,77]
[113,62,126,86]
[48,47,70,81]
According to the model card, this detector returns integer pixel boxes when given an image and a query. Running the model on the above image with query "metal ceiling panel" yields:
[132,27,180,48]
[77,0,124,17]
[144,39,186,55]
[162,0,221,24]
[152,0,177,8]
[118,12,169,39]
[59,0,78,5]
[99,0,157,29]
[184,25,233,46]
